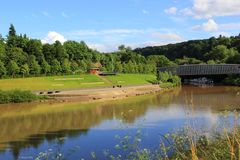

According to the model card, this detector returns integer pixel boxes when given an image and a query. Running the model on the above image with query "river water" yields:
[0,86,239,160]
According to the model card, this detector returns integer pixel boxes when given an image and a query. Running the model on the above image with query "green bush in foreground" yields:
[0,90,40,104]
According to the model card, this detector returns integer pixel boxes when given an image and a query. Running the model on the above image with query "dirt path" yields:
[96,75,113,85]
[49,84,162,103]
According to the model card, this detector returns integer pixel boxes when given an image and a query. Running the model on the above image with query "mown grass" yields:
[105,74,156,86]
[0,74,156,91]
[0,74,109,91]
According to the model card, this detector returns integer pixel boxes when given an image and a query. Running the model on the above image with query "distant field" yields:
[106,74,156,86]
[0,74,156,91]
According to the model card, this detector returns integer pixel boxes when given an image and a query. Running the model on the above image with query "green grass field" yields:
[105,74,156,86]
[0,74,156,91]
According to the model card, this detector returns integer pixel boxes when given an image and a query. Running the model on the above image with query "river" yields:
[0,86,239,160]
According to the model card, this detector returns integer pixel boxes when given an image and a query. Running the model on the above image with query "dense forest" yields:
[0,24,239,79]
[0,24,159,78]
[135,35,240,64]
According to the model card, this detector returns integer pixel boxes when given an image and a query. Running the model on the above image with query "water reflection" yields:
[0,86,239,159]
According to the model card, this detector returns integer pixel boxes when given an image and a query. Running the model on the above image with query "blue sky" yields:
[1,0,240,52]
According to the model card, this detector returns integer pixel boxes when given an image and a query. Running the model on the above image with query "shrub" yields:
[0,90,40,104]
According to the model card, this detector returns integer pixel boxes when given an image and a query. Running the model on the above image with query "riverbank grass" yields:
[0,90,45,104]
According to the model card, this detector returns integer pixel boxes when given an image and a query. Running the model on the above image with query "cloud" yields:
[151,32,184,41]
[41,31,67,44]
[41,11,50,17]
[88,43,118,52]
[192,19,218,32]
[62,12,68,18]
[67,29,144,37]
[64,28,184,52]
[192,19,240,32]
[220,23,240,30]
[142,9,149,14]
[164,7,178,15]
[181,0,240,19]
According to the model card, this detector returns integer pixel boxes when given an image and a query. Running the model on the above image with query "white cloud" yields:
[220,23,240,30]
[41,11,50,17]
[62,12,68,18]
[88,43,118,52]
[41,31,67,44]
[193,19,218,32]
[164,7,178,15]
[142,9,149,14]
[67,29,144,37]
[181,0,240,19]
[192,19,240,33]
[64,28,184,52]
[151,32,184,41]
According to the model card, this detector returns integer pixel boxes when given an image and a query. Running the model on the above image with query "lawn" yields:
[0,74,109,91]
[105,74,156,86]
[0,74,156,91]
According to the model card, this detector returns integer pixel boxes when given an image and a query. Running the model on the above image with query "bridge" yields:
[158,64,240,77]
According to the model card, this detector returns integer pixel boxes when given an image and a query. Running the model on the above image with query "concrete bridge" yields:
[158,64,240,77]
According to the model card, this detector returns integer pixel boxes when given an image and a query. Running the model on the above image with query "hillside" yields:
[134,35,240,62]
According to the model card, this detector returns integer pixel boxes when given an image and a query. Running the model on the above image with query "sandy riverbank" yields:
[48,85,162,103]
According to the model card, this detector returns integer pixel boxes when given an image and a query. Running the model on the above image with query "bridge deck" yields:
[158,64,240,76]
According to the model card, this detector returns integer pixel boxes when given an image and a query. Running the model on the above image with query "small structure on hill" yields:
[89,63,102,75]
[90,68,100,75]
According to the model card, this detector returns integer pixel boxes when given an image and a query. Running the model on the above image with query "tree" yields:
[20,64,30,77]
[54,41,67,61]
[114,62,123,73]
[207,60,216,64]
[118,45,126,51]
[28,55,41,75]
[78,60,87,73]
[158,71,170,82]
[26,39,44,62]
[41,60,51,75]
[205,45,237,62]
[70,61,79,73]
[51,59,61,75]
[0,61,6,78]
[62,59,71,74]
[43,44,55,63]
[7,60,19,77]
[226,53,240,64]
[7,24,17,47]
[6,47,27,65]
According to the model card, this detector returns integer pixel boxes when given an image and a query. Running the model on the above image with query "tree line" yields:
[0,24,240,79]
[135,35,240,65]
[0,25,163,78]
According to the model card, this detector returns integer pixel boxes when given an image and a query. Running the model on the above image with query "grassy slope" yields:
[0,74,156,91]
[0,74,109,91]
[105,74,156,86]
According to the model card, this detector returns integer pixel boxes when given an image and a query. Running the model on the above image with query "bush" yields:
[160,82,174,88]
[224,75,240,86]
[0,90,40,104]
[158,71,181,87]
